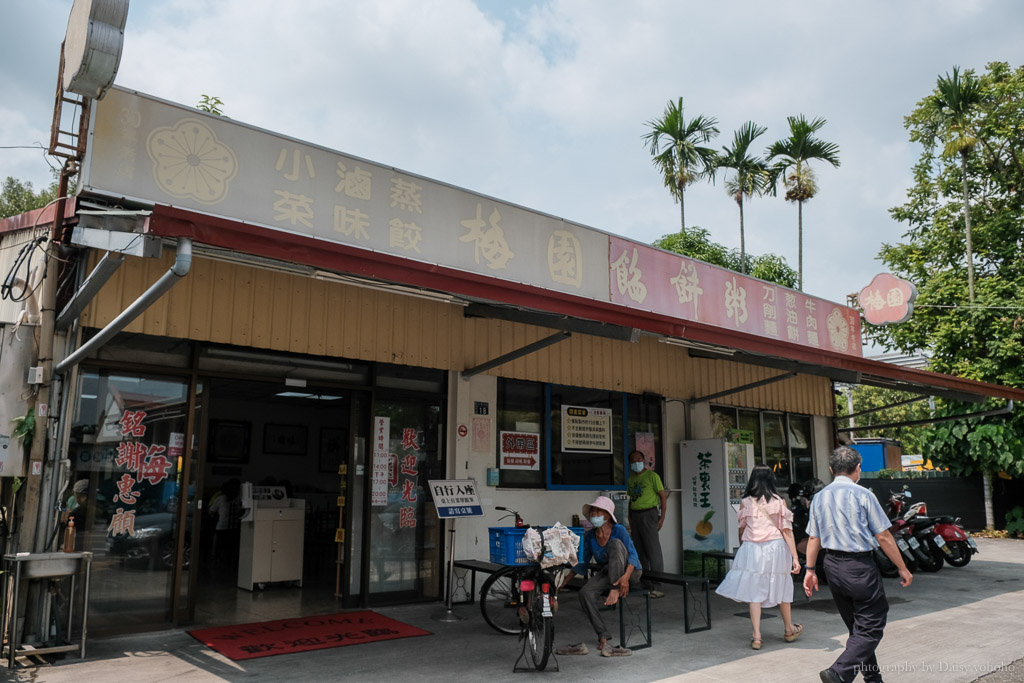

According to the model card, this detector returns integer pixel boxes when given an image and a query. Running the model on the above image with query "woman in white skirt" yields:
[715,465,803,649]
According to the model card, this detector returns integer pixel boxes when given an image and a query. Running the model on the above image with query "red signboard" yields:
[858,273,917,325]
[608,237,863,356]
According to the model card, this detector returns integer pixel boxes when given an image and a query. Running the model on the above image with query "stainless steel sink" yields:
[6,552,91,578]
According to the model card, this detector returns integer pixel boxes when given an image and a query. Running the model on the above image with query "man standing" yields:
[803,446,912,683]
[627,450,668,598]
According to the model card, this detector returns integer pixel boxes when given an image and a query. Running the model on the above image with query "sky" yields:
[3,0,1024,314]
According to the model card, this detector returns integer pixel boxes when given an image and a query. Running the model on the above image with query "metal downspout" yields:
[53,238,193,375]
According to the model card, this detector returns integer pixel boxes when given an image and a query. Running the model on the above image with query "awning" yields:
[137,204,1024,405]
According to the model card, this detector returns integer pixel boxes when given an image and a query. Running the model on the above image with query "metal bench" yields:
[641,570,711,633]
[452,559,506,603]
[701,550,735,583]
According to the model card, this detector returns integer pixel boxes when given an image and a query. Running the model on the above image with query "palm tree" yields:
[935,66,983,303]
[717,122,771,273]
[766,115,840,291]
[643,97,719,233]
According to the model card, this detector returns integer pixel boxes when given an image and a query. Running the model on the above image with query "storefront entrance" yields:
[66,350,446,634]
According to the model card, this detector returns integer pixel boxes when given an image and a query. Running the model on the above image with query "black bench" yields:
[452,559,506,603]
[642,570,711,633]
[701,551,736,582]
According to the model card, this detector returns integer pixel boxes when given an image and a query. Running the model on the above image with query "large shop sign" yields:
[83,87,863,357]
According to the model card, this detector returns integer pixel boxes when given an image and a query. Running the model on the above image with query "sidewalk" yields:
[9,537,1023,683]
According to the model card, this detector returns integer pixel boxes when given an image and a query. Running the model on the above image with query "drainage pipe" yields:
[53,238,192,375]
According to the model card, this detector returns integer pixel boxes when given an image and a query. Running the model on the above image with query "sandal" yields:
[555,642,589,655]
[751,638,762,650]
[600,645,632,657]
[784,624,804,642]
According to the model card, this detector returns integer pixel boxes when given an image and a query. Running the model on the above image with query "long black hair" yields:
[743,465,781,502]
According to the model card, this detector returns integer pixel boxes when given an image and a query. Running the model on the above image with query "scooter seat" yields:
[910,516,935,527]
[932,515,957,524]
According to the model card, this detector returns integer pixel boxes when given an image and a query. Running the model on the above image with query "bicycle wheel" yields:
[525,590,554,671]
[480,566,522,635]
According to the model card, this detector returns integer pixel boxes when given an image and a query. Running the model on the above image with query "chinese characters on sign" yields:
[858,273,918,325]
[108,410,175,537]
[561,406,612,454]
[371,417,390,507]
[428,479,483,518]
[499,431,540,471]
[609,236,862,356]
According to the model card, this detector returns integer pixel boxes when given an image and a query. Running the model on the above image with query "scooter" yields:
[887,485,978,568]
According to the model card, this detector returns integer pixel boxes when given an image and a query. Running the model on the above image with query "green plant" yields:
[1006,506,1024,537]
[11,408,35,453]
[875,468,899,480]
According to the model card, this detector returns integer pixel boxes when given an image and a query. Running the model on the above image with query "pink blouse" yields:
[737,495,794,543]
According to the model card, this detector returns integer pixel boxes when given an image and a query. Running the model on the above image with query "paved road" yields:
[8,537,1024,682]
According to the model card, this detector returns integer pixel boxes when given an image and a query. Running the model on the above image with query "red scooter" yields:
[886,486,977,568]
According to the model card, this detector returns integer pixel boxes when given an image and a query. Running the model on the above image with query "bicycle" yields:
[479,506,572,671]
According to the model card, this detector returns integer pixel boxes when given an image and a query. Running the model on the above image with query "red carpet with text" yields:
[188,611,432,660]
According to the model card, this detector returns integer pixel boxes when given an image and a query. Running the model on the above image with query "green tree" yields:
[1,176,60,219]
[869,62,1024,528]
[643,97,719,233]
[766,115,840,291]
[934,67,984,302]
[197,94,226,116]
[652,227,798,288]
[716,122,771,274]
[834,385,930,456]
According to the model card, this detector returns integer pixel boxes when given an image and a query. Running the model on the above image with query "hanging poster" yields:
[561,405,612,454]
[679,439,727,551]
[499,431,540,470]
[371,416,390,506]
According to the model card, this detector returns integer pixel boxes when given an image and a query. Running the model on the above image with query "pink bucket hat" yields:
[582,495,617,523]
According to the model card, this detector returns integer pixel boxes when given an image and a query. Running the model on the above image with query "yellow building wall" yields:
[81,251,834,416]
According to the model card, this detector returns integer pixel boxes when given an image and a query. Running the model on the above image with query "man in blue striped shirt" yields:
[803,446,912,683]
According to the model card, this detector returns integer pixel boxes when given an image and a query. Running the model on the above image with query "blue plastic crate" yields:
[488,526,585,566]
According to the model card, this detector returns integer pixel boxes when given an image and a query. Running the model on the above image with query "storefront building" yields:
[3,86,1023,637]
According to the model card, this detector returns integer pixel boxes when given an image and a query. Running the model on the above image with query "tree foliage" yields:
[716,122,772,273]
[652,227,798,288]
[834,386,930,455]
[643,97,719,232]
[868,62,1024,479]
[1,176,60,219]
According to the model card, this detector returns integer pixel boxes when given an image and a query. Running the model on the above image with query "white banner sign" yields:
[371,416,390,506]
[561,406,612,454]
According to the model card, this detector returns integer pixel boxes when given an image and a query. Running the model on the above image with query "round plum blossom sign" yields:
[858,273,918,325]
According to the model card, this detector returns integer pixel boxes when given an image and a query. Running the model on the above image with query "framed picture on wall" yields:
[264,423,308,455]
[209,420,251,464]
[319,428,348,473]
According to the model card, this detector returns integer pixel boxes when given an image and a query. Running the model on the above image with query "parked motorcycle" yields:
[885,485,977,570]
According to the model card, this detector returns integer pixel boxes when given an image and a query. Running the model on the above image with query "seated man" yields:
[558,496,643,657]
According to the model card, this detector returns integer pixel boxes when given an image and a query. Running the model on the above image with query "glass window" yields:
[738,409,762,466]
[495,380,545,488]
[711,406,737,438]
[549,386,624,488]
[627,394,663,477]
[68,370,189,631]
[762,412,792,488]
[789,414,814,485]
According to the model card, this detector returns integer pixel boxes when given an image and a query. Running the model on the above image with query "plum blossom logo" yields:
[147,118,238,204]
[858,273,918,325]
[826,308,850,352]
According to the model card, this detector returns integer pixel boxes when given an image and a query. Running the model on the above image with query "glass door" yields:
[364,395,444,603]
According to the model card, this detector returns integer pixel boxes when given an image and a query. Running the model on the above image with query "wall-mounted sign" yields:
[561,406,612,454]
[371,416,390,506]
[62,0,129,99]
[858,273,918,325]
[499,431,540,470]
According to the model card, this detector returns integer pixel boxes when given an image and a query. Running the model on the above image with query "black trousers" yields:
[823,553,888,682]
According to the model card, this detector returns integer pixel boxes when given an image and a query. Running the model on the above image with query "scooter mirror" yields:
[905,491,912,499]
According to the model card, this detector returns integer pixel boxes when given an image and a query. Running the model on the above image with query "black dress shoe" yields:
[819,670,844,683]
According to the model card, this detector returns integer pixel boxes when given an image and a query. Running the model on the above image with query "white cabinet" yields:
[237,500,305,591]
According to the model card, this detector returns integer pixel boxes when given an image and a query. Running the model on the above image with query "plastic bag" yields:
[521,522,581,568]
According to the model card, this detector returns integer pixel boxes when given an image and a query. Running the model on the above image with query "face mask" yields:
[590,515,607,528]
[631,462,645,473]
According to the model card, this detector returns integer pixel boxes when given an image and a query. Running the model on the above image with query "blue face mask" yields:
[630,462,645,473]
[590,515,607,528]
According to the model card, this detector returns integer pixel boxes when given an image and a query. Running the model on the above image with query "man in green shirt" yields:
[627,450,668,597]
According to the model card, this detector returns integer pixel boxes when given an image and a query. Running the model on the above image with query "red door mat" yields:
[188,611,432,660]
